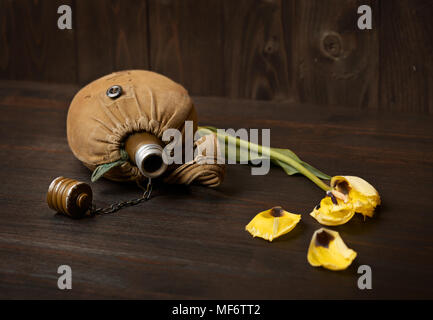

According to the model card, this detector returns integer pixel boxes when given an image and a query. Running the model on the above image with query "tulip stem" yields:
[198,126,331,192]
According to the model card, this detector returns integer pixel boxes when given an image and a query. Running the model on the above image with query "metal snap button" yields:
[106,85,122,99]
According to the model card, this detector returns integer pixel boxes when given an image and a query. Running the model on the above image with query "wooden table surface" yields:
[0,80,432,299]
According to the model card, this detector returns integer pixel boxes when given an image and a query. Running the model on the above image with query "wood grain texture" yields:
[222,0,291,100]
[149,0,292,100]
[75,0,149,84]
[380,0,433,114]
[291,0,379,109]
[0,80,432,299]
[0,0,76,83]
[148,0,224,96]
[1,0,433,114]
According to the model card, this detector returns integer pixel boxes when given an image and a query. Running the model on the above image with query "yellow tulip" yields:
[246,206,301,242]
[310,176,380,226]
[307,228,357,271]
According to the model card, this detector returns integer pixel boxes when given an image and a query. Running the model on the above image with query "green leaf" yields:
[272,159,298,175]
[198,127,263,163]
[223,136,264,163]
[91,149,129,182]
[299,161,331,180]
[271,147,301,162]
[269,148,330,179]
[91,159,126,182]
[196,125,331,181]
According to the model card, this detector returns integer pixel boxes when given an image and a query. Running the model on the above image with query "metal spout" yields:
[125,132,167,179]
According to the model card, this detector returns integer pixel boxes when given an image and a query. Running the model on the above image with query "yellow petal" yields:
[331,176,381,218]
[245,206,301,242]
[310,176,380,226]
[307,228,357,271]
[310,196,355,226]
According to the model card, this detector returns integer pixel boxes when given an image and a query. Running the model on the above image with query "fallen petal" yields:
[245,206,301,242]
[307,228,357,271]
[310,196,355,226]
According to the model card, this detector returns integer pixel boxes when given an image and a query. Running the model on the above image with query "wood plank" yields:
[148,0,292,100]
[380,0,433,114]
[222,0,291,100]
[0,0,13,78]
[0,0,76,83]
[291,0,379,108]
[0,80,433,298]
[148,0,224,96]
[75,0,149,84]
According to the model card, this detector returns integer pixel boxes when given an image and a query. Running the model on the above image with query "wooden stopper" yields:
[47,177,93,219]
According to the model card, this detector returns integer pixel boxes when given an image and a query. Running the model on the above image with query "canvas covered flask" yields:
[66,70,225,187]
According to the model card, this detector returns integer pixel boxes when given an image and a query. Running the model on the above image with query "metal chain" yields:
[90,178,152,216]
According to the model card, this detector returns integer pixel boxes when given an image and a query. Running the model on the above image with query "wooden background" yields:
[1,80,432,299]
[0,0,432,113]
[1,0,433,300]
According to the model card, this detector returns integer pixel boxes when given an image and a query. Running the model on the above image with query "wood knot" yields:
[320,32,343,59]
[264,38,279,55]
